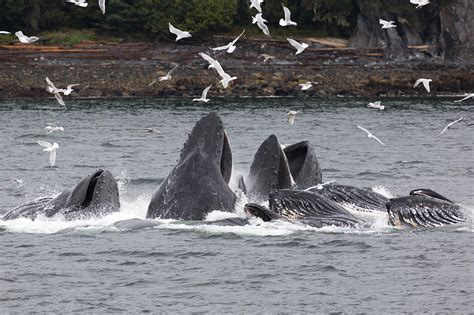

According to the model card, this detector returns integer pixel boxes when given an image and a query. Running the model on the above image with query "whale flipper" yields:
[3,169,120,221]
[146,113,236,220]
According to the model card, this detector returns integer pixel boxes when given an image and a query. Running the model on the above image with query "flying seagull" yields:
[356,124,386,146]
[0,31,11,34]
[259,54,275,63]
[15,31,39,43]
[193,85,212,103]
[299,81,317,91]
[212,30,245,54]
[45,77,66,106]
[169,23,192,41]
[287,38,309,55]
[98,0,105,14]
[414,78,432,92]
[58,84,80,95]
[45,123,64,134]
[367,101,385,110]
[249,0,264,12]
[37,141,59,167]
[379,19,397,29]
[454,93,474,103]
[66,0,88,7]
[287,110,302,126]
[438,117,463,136]
[410,0,430,9]
[279,5,297,26]
[199,52,237,88]
[148,65,179,86]
[252,13,270,37]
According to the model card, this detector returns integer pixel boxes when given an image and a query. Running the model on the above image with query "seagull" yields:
[414,78,432,92]
[299,81,316,91]
[287,110,302,125]
[66,0,88,7]
[45,123,64,134]
[58,84,80,95]
[252,13,270,37]
[15,31,39,44]
[356,124,386,146]
[12,178,24,188]
[193,85,212,103]
[249,0,264,12]
[259,54,275,63]
[454,93,474,103]
[287,38,309,55]
[379,19,397,29]
[98,0,105,14]
[438,117,463,136]
[279,5,297,27]
[0,31,11,34]
[145,128,155,133]
[410,0,430,9]
[168,23,192,41]
[148,65,178,86]
[199,52,237,88]
[45,77,66,106]
[212,30,245,54]
[367,101,385,110]
[37,141,59,167]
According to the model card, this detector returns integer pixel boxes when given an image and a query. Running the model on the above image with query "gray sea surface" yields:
[0,98,473,313]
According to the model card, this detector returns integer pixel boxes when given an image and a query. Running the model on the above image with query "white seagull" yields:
[58,84,80,95]
[98,0,106,14]
[37,141,59,167]
[279,5,297,27]
[199,52,237,88]
[66,0,88,7]
[12,178,24,188]
[299,81,316,91]
[438,117,463,136]
[169,23,192,41]
[287,110,302,126]
[454,93,474,103]
[287,38,309,55]
[259,54,275,63]
[379,19,397,29]
[45,123,64,134]
[193,85,212,103]
[252,13,270,37]
[356,124,386,146]
[410,0,430,9]
[0,31,11,34]
[212,30,245,54]
[249,0,264,12]
[45,77,66,106]
[148,65,178,86]
[414,78,432,92]
[15,31,39,44]
[367,101,385,110]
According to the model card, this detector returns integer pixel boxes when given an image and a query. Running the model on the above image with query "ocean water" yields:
[0,98,473,313]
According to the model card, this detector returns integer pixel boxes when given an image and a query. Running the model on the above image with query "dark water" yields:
[1,98,473,313]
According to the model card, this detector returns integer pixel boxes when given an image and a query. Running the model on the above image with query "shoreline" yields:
[1,39,473,100]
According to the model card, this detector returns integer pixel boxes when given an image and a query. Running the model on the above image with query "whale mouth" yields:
[81,170,104,208]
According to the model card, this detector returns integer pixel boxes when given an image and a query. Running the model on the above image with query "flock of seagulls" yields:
[0,0,470,166]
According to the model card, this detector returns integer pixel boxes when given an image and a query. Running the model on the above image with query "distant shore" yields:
[0,37,472,100]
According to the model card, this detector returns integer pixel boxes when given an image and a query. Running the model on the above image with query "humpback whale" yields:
[386,192,467,228]
[146,112,236,220]
[307,184,388,212]
[246,135,293,202]
[283,141,322,189]
[3,169,120,221]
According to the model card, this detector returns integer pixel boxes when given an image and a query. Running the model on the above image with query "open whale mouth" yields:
[81,170,104,208]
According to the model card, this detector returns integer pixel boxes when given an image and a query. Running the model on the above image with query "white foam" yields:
[371,185,394,198]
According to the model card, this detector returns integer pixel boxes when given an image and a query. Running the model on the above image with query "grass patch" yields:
[39,29,97,46]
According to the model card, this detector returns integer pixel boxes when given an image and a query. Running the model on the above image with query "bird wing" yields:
[46,123,57,127]
[49,150,57,167]
[371,135,386,146]
[202,84,212,99]
[199,53,225,76]
[169,23,183,36]
[37,141,52,149]
[212,44,230,51]
[167,65,179,76]
[441,116,464,134]
[54,92,66,106]
[45,77,57,90]
[414,79,421,88]
[356,124,370,135]
[287,38,301,50]
[98,0,106,14]
[379,19,387,25]
[422,80,431,92]
[148,78,159,87]
[0,31,11,34]
[257,21,270,37]
[230,30,245,46]
[67,84,80,89]
[283,5,291,21]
